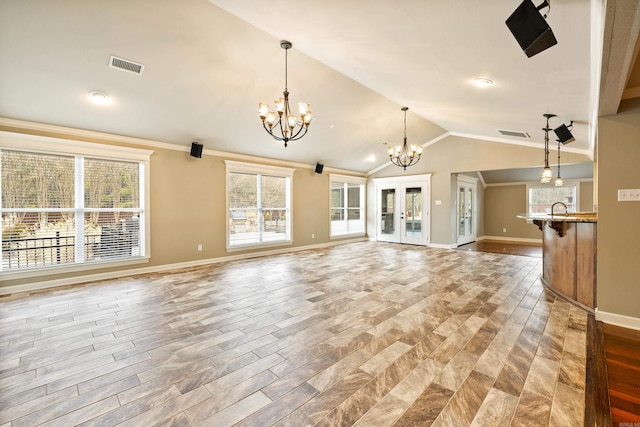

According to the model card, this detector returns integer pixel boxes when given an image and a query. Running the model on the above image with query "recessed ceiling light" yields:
[472,78,494,88]
[366,155,376,162]
[88,90,109,104]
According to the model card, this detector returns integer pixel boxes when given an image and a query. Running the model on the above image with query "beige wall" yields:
[484,185,541,240]
[580,181,594,211]
[368,135,592,246]
[0,127,355,290]
[476,179,485,238]
[597,108,640,318]
[482,180,594,241]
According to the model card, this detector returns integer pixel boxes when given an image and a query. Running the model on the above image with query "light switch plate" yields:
[617,189,640,202]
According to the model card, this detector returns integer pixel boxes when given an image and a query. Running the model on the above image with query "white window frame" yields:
[525,180,580,218]
[329,174,366,238]
[225,160,294,251]
[0,131,153,280]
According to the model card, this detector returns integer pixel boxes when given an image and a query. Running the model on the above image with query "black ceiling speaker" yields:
[506,0,557,58]
[190,141,203,158]
[314,163,324,174]
[553,122,575,144]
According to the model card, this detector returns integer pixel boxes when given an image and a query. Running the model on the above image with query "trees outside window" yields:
[527,183,578,215]
[1,137,151,274]
[226,161,293,249]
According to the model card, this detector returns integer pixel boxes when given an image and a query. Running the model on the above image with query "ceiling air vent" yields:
[498,129,530,138]
[109,55,145,75]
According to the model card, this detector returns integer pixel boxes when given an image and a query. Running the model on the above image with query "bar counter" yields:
[518,213,597,311]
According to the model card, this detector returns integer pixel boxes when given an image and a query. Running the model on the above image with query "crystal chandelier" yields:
[388,107,422,170]
[540,113,555,183]
[258,41,311,147]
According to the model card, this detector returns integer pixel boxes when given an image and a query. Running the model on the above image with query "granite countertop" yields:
[517,212,598,223]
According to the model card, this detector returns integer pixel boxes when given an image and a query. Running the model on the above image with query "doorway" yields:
[457,175,478,246]
[374,174,431,246]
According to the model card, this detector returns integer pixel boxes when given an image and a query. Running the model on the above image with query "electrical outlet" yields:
[311,233,315,239]
[618,189,640,202]
[503,228,507,233]
[197,244,202,251]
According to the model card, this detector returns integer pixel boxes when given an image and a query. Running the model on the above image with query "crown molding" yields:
[448,131,591,156]
[0,117,365,177]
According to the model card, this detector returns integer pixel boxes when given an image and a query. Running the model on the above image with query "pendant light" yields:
[540,113,555,183]
[555,140,563,186]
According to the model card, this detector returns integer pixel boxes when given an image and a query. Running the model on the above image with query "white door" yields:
[375,175,431,246]
[457,176,478,246]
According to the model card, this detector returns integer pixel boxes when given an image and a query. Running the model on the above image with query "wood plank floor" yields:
[0,241,587,426]
[456,240,542,258]
[603,323,640,424]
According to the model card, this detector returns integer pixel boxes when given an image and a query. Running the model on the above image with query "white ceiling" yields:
[0,0,635,173]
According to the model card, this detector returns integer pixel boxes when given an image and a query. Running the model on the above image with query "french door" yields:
[457,175,478,246]
[375,175,431,246]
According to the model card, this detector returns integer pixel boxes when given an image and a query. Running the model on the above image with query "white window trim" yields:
[329,174,366,238]
[329,174,367,185]
[0,131,153,161]
[225,160,295,252]
[0,132,153,280]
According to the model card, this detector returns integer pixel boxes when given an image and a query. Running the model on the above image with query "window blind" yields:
[1,149,145,271]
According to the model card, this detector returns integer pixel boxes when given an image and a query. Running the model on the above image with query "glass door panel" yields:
[376,176,430,246]
[380,189,395,235]
[467,188,474,235]
[459,187,466,237]
[457,177,477,246]
[404,187,422,238]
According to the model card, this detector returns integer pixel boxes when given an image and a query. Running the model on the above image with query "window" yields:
[526,182,579,215]
[226,161,293,250]
[1,134,151,276]
[330,174,366,237]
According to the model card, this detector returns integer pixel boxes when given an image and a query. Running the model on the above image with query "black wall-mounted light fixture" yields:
[553,121,575,144]
[190,141,203,158]
[506,0,557,58]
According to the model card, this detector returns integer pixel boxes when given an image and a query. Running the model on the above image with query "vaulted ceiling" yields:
[0,0,638,173]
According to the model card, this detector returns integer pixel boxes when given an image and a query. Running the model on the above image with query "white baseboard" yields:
[0,238,366,296]
[479,236,542,244]
[595,309,640,331]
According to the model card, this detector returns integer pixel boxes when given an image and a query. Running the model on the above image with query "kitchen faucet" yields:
[551,201,568,216]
